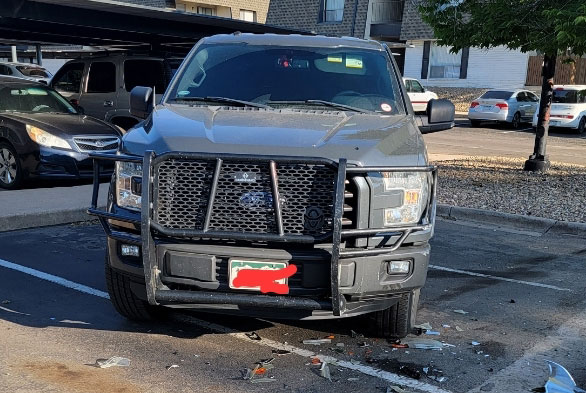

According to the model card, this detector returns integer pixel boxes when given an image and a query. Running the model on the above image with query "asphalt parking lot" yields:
[1,218,585,393]
[424,120,586,166]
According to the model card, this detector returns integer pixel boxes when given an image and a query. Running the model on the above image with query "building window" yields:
[239,9,257,22]
[197,6,215,16]
[429,44,462,79]
[324,0,344,22]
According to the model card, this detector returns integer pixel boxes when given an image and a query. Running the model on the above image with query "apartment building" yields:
[175,0,271,23]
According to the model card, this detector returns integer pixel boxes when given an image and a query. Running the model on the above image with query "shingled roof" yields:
[399,0,435,41]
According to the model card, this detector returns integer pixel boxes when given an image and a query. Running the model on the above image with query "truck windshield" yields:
[168,43,405,114]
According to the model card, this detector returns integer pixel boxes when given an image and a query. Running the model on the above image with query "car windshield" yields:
[0,85,77,114]
[480,91,513,100]
[552,89,584,104]
[16,66,52,78]
[168,43,405,114]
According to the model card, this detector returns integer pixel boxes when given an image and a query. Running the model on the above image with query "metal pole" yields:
[35,45,43,66]
[11,46,17,62]
[524,54,556,172]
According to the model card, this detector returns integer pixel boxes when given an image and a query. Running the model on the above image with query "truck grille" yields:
[154,158,337,238]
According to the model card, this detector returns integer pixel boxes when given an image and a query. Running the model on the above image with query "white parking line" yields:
[429,265,571,292]
[0,258,109,299]
[0,257,451,393]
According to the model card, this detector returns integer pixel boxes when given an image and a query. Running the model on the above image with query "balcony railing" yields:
[371,0,404,23]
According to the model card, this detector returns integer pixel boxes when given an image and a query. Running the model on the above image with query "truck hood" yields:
[122,104,428,167]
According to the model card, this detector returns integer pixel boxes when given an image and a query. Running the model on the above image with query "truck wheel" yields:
[370,290,419,339]
[105,254,166,321]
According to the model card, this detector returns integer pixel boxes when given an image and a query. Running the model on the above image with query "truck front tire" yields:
[105,254,165,321]
[370,289,419,339]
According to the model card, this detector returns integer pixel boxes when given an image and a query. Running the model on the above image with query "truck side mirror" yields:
[130,86,153,119]
[417,99,455,133]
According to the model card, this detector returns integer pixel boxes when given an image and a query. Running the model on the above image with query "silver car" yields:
[468,89,539,128]
[0,62,53,84]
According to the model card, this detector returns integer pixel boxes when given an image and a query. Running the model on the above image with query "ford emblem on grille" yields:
[304,206,325,231]
[234,172,258,183]
[240,192,286,209]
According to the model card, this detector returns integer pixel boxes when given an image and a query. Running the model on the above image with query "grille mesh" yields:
[209,162,276,233]
[154,158,336,237]
[155,159,215,229]
[278,164,335,235]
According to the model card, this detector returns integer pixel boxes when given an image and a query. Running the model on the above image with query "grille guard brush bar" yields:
[88,151,437,316]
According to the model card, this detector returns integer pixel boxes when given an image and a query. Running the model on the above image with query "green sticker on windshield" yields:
[327,56,343,63]
[346,56,363,69]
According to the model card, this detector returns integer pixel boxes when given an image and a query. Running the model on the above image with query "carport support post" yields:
[10,46,17,62]
[35,45,42,66]
[524,54,556,173]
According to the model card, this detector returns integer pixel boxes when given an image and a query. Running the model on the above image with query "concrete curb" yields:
[0,208,100,233]
[437,204,586,237]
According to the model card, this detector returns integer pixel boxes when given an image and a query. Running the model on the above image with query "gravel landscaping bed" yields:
[434,156,586,223]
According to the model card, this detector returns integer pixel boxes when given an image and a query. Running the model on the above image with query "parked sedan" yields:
[468,89,540,128]
[0,62,53,84]
[0,77,122,189]
[531,85,586,134]
[403,77,438,112]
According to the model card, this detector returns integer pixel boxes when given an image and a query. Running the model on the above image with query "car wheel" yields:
[470,120,481,127]
[105,252,167,321]
[369,289,420,339]
[0,142,23,190]
[511,112,521,129]
[577,117,585,135]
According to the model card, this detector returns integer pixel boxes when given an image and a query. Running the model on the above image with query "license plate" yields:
[550,120,559,126]
[229,260,288,291]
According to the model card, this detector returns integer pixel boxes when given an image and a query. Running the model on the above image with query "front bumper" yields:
[89,152,436,318]
[25,146,114,179]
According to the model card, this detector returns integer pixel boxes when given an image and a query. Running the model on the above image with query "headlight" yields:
[26,125,71,149]
[116,161,142,211]
[379,172,430,226]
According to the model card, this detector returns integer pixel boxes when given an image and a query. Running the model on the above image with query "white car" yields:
[0,62,53,84]
[403,77,438,112]
[532,85,586,134]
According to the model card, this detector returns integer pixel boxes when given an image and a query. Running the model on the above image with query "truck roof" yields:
[203,33,385,51]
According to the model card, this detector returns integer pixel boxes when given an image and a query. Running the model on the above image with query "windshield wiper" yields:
[173,96,271,109]
[268,100,370,113]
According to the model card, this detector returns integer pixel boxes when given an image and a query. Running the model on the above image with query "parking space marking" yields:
[0,256,451,393]
[0,258,109,299]
[429,265,571,292]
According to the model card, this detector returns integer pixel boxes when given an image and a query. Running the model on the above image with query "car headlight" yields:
[26,125,71,149]
[116,161,142,211]
[378,172,431,226]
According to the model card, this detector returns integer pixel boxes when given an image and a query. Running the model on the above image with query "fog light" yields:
[388,260,410,274]
[121,244,140,257]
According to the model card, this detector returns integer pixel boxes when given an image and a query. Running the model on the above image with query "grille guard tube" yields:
[88,151,437,316]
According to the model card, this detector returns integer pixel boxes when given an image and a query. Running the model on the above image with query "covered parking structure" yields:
[0,0,300,54]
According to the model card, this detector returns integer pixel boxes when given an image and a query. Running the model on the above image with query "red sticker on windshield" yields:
[381,103,392,112]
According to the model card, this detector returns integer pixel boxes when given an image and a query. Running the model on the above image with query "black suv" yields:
[89,34,454,338]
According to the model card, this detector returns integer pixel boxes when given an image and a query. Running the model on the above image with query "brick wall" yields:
[176,0,271,23]
[267,0,370,38]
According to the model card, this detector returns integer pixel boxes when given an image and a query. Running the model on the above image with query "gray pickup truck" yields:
[89,33,454,338]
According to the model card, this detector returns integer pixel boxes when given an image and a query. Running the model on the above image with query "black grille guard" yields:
[88,151,437,316]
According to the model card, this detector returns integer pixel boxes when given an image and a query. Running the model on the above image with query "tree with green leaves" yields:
[419,0,586,172]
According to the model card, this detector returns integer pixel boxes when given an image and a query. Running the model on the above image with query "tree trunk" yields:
[524,54,556,172]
